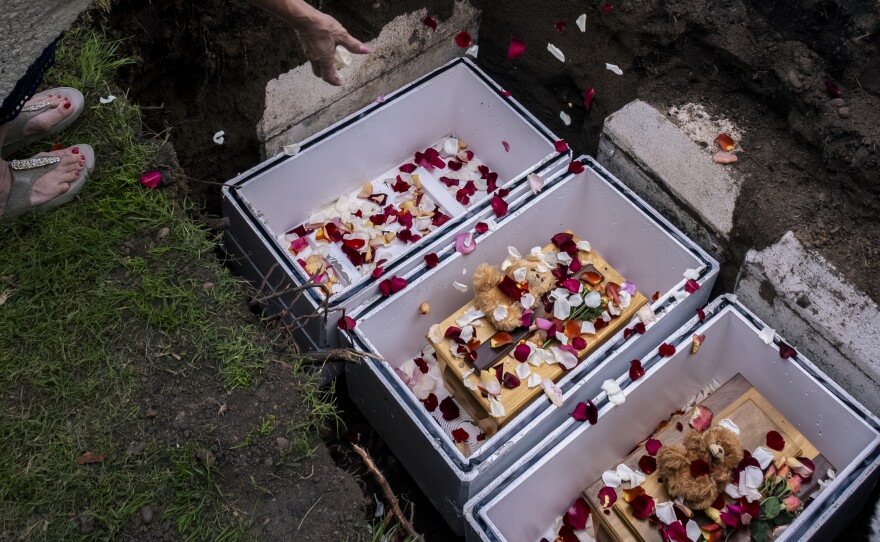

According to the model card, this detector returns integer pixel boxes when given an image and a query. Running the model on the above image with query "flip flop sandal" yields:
[2,144,95,220]
[2,87,85,156]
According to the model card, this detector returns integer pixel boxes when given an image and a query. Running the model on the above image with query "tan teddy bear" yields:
[656,426,744,510]
[473,257,556,331]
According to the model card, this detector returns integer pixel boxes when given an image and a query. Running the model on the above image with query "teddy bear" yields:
[473,256,556,331]
[656,426,744,510]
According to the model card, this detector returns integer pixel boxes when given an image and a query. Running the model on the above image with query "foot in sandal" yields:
[0,145,95,219]
[2,88,85,156]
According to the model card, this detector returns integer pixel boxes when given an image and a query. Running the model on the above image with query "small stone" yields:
[830,98,845,107]
[195,448,215,467]
[202,282,215,290]
[157,227,171,239]
[146,408,157,418]
[838,107,851,119]
[78,514,95,534]
[141,505,154,525]
[264,456,274,466]
[276,437,290,451]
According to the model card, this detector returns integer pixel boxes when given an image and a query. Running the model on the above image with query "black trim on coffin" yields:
[345,158,721,473]
[469,298,880,542]
[225,56,569,312]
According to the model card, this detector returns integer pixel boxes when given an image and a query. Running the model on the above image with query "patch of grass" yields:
[0,23,334,541]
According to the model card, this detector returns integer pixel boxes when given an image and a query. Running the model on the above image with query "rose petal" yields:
[751,446,775,470]
[213,131,225,144]
[576,14,587,31]
[714,133,735,151]
[568,160,585,174]
[658,342,676,357]
[646,438,662,456]
[547,43,565,62]
[490,195,508,217]
[825,79,842,98]
[598,486,617,509]
[690,459,711,477]
[507,36,526,59]
[455,232,477,255]
[713,151,738,164]
[390,276,407,293]
[584,87,595,109]
[717,418,740,435]
[779,342,796,359]
[689,405,713,432]
[466,44,479,58]
[691,334,705,355]
[571,336,587,350]
[629,359,645,381]
[337,316,356,330]
[422,393,438,412]
[602,470,622,488]
[425,253,439,268]
[554,140,570,153]
[697,308,706,321]
[639,455,657,475]
[630,493,655,520]
[758,326,775,344]
[502,372,521,389]
[439,397,459,420]
[600,3,614,13]
[454,31,472,48]
[571,401,597,424]
[559,111,571,126]
[684,279,700,294]
[565,497,590,531]
[606,63,623,75]
[423,15,437,31]
[140,170,163,189]
[554,20,567,32]
[527,373,542,388]
[514,342,531,362]
[542,378,563,407]
[787,456,815,477]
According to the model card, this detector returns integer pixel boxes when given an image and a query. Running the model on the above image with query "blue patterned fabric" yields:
[0,33,61,125]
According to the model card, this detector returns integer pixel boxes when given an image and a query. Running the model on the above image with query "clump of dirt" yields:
[107,0,454,215]
[475,0,880,299]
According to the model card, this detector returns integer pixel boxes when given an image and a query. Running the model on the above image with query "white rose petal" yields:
[606,63,623,75]
[743,466,763,489]
[463,376,478,391]
[583,290,602,308]
[489,396,506,417]
[607,302,621,316]
[759,326,775,344]
[686,519,701,542]
[615,464,635,483]
[725,483,743,499]
[576,240,591,252]
[718,418,741,435]
[515,362,531,379]
[428,324,444,344]
[442,137,459,156]
[456,307,485,327]
[508,246,522,259]
[628,469,646,488]
[213,131,225,144]
[618,290,632,309]
[581,321,596,335]
[527,373,542,388]
[547,43,565,62]
[460,325,474,343]
[493,304,509,321]
[453,281,468,293]
[568,293,584,307]
[602,470,622,488]
[683,268,700,280]
[655,502,676,525]
[542,378,563,406]
[602,379,625,405]
[521,293,535,309]
[466,44,479,58]
[576,14,587,32]
[282,143,301,156]
[513,267,527,283]
[553,296,571,320]
[673,290,688,302]
[551,346,578,370]
[600,310,611,321]
[751,446,775,470]
[334,45,353,68]
[559,111,571,126]
[99,95,116,104]
[554,332,568,346]
[637,304,657,324]
[557,251,572,265]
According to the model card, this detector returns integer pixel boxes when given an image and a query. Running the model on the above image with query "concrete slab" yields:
[736,231,880,415]
[597,99,744,258]
[259,0,480,157]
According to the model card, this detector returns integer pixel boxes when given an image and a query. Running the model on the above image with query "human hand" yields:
[294,9,370,86]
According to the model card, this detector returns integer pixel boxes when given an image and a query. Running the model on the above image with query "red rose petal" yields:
[454,31,472,48]
[432,211,451,227]
[593,317,607,331]
[697,308,706,321]
[414,357,429,374]
[379,279,392,297]
[568,160,585,174]
[452,428,469,442]
[571,401,598,424]
[779,342,796,359]
[676,421,683,431]
[690,459,711,478]
[423,16,437,31]
[825,79,842,98]
[572,336,587,350]
[565,497,590,531]
[424,253,439,268]
[422,393,438,412]
[629,359,645,381]
[507,36,526,60]
[399,163,417,174]
[502,372,521,389]
[502,140,510,152]
[140,170,163,189]
[639,454,657,474]
[684,279,700,294]
[513,343,531,362]
[600,3,614,13]
[490,195,508,217]
[371,266,384,279]
[555,21,567,32]
[390,275,408,293]
[475,222,489,234]
[554,140,569,153]
[337,316,356,330]
[439,397,460,420]
[646,438,662,456]
[623,327,634,340]
[766,430,785,451]
[658,342,676,357]
[630,493,654,519]
[584,87,595,109]
[633,322,646,334]
[598,486,617,508]
[392,177,411,193]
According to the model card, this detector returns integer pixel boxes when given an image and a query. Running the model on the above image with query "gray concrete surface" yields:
[1,0,90,106]
[259,0,480,157]
[736,231,880,415]
[597,99,745,259]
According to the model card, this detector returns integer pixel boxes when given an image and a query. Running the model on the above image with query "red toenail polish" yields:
[75,171,80,176]
[64,102,72,109]
[72,147,79,154]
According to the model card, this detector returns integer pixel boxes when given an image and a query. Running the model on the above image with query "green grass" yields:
[0,25,336,541]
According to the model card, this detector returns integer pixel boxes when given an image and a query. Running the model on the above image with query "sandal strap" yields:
[5,156,61,218]
[3,105,54,149]
[20,102,51,113]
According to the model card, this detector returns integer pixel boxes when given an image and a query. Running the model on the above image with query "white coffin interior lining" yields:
[480,307,879,541]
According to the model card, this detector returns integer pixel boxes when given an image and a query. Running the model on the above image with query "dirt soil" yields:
[104,0,879,540]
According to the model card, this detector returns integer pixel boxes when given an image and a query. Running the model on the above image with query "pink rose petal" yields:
[502,140,510,152]
[371,266,384,279]
[140,170,163,188]
[584,87,595,109]
[713,151,738,164]
[697,307,706,321]
[571,336,587,350]
[507,36,526,60]
[689,405,713,432]
[455,232,477,255]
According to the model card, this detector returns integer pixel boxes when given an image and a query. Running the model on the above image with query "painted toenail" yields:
[64,102,72,109]
[75,171,80,177]
[72,147,79,154]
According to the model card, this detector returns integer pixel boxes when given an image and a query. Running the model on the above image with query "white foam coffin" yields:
[344,157,719,533]
[222,58,568,349]
[465,295,880,542]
